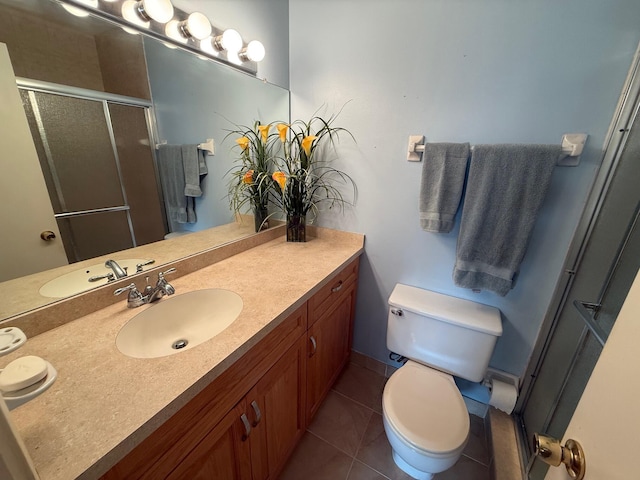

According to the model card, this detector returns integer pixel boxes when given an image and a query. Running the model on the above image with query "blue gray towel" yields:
[453,144,560,296]
[181,145,208,223]
[419,143,470,233]
[157,145,189,228]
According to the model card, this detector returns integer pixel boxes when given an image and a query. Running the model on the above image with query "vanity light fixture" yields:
[213,29,243,53]
[199,37,219,57]
[165,19,188,44]
[179,12,212,40]
[62,0,98,17]
[122,0,174,24]
[56,0,264,73]
[239,40,265,62]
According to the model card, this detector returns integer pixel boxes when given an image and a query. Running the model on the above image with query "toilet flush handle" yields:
[391,308,403,317]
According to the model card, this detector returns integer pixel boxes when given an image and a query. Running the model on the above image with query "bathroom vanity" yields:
[1,226,364,480]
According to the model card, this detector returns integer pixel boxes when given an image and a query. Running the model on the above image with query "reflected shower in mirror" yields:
[0,0,289,320]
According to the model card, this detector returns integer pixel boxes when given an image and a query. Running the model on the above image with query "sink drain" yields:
[172,339,188,350]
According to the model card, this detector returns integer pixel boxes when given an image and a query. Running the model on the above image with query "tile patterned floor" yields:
[278,360,491,480]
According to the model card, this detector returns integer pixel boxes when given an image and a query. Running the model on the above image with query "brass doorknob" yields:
[40,231,56,241]
[533,433,585,479]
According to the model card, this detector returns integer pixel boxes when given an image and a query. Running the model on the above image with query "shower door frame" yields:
[16,77,165,260]
[515,43,640,477]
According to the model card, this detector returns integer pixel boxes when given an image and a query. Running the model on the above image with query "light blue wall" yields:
[289,0,640,377]
[145,38,289,232]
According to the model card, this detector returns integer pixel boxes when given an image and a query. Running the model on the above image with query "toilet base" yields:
[392,451,433,480]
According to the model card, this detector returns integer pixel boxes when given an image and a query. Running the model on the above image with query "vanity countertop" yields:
[2,228,364,480]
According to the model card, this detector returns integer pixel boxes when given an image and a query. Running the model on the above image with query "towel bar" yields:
[155,138,215,156]
[407,133,588,166]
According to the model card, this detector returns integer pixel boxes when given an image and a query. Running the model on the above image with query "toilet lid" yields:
[383,361,469,455]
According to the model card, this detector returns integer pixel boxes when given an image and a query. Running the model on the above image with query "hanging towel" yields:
[156,145,189,228]
[453,144,560,296]
[419,143,470,233]
[182,145,208,223]
[182,145,208,197]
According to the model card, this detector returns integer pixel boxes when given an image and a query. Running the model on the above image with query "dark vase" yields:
[253,203,269,232]
[286,213,306,242]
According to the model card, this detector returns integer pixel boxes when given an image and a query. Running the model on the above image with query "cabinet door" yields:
[166,401,252,480]
[306,283,355,420]
[249,335,307,480]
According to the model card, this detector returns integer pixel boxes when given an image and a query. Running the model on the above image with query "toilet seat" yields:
[383,361,469,456]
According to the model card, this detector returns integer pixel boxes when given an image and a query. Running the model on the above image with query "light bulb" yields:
[180,12,211,40]
[165,19,187,44]
[61,0,97,17]
[214,29,243,53]
[240,40,265,62]
[200,37,219,56]
[141,0,174,23]
[122,0,150,28]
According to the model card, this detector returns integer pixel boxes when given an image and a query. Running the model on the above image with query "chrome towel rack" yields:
[407,133,588,166]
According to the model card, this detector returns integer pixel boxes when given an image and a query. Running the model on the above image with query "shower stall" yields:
[18,78,166,263]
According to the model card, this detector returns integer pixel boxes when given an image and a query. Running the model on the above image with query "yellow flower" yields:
[236,136,250,151]
[277,123,289,143]
[257,124,270,143]
[242,169,254,184]
[272,171,286,191]
[301,135,317,156]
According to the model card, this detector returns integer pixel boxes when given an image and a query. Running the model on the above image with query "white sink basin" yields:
[39,259,152,298]
[116,289,243,359]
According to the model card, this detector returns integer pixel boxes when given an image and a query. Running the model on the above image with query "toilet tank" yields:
[387,284,502,382]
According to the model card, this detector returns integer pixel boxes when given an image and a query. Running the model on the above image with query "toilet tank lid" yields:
[389,284,502,336]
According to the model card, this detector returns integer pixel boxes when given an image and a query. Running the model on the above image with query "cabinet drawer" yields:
[308,258,359,327]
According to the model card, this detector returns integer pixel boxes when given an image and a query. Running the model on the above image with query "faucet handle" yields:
[114,283,138,296]
[136,259,156,273]
[158,267,176,278]
[114,283,145,308]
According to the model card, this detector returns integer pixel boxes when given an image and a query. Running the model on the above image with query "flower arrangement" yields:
[228,110,355,241]
[227,122,278,232]
[272,112,356,241]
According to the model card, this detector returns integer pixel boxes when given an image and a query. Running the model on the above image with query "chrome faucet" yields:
[114,268,176,308]
[105,259,128,279]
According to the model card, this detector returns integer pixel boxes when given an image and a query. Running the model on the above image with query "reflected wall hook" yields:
[533,433,586,480]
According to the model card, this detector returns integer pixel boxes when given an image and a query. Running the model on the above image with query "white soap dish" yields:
[1,357,57,410]
[0,327,27,357]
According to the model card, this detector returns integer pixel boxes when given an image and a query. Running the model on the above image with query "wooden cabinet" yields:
[306,280,357,420]
[101,258,359,480]
[166,401,252,480]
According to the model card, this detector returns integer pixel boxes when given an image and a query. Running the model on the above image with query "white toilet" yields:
[382,284,502,479]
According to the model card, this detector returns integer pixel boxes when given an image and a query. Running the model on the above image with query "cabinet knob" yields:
[240,413,251,441]
[309,336,317,357]
[331,281,343,293]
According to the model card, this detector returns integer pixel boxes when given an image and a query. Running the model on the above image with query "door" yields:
[518,55,640,479]
[543,269,640,480]
[0,43,67,281]
[166,401,252,480]
[306,284,354,421]
[250,336,306,480]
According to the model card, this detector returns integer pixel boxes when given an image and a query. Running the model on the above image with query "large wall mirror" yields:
[0,0,289,321]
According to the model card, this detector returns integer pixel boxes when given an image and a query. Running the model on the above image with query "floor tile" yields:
[333,362,386,413]
[347,461,389,480]
[308,390,373,456]
[278,432,353,480]
[463,414,489,466]
[351,351,387,376]
[434,455,490,480]
[355,413,414,480]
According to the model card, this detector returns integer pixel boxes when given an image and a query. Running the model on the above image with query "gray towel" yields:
[453,144,560,296]
[419,143,470,233]
[182,145,208,197]
[157,145,189,227]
